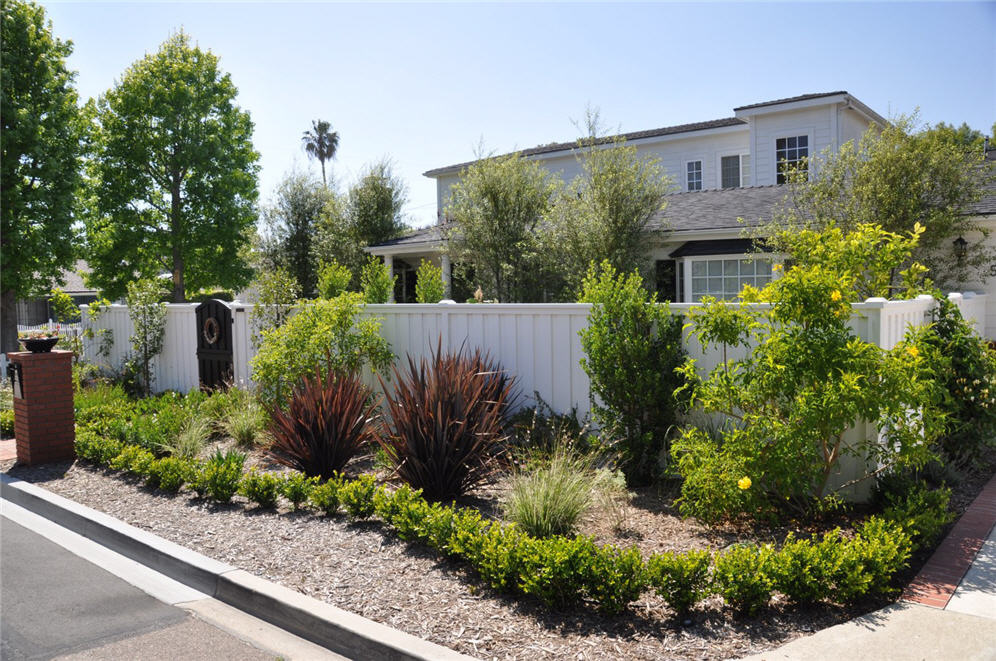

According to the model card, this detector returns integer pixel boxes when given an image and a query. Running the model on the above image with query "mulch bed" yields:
[3,447,993,661]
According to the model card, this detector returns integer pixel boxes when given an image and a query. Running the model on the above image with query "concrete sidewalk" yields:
[742,473,996,661]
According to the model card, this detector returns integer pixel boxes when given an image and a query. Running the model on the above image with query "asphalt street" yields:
[0,518,276,661]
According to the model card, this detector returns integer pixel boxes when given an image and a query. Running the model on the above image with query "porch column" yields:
[384,254,395,303]
[441,253,452,299]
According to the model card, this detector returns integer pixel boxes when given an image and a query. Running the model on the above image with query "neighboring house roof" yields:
[424,117,747,177]
[58,260,95,295]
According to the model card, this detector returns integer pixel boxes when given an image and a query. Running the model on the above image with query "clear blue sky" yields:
[39,1,996,228]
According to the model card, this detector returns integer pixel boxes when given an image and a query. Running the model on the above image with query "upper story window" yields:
[686,161,702,191]
[776,135,809,184]
[721,155,750,188]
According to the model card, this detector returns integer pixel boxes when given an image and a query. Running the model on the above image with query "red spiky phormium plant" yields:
[266,368,379,480]
[377,342,517,501]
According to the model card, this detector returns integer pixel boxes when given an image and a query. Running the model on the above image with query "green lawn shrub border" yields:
[74,429,944,617]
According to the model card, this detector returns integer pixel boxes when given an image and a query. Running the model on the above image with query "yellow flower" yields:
[772,263,783,272]
[907,345,920,358]
[738,476,752,490]
[831,290,842,302]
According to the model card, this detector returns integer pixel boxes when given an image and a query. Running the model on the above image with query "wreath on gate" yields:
[202,317,221,345]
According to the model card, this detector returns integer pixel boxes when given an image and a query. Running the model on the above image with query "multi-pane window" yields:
[686,161,702,191]
[689,257,773,302]
[721,155,741,188]
[776,135,809,184]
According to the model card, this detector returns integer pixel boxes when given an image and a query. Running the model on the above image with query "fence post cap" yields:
[862,297,888,307]
[916,294,936,301]
[439,299,457,305]
[947,292,964,301]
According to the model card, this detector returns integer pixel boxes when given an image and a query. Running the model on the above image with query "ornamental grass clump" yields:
[377,342,516,501]
[266,368,379,481]
[503,444,594,538]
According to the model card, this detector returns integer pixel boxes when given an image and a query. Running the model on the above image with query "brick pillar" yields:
[9,350,75,465]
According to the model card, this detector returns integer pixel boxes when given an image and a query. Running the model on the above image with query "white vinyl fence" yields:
[80,292,990,420]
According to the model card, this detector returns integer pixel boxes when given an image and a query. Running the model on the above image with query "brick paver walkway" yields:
[0,439,16,462]
[903,473,996,608]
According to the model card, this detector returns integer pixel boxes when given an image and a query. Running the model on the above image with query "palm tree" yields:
[302,119,339,186]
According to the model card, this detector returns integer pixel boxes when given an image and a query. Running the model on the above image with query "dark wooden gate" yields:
[195,299,233,389]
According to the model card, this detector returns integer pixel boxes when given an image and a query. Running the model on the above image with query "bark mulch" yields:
[3,448,993,661]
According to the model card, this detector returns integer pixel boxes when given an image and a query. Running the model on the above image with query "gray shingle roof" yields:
[733,91,849,112]
[650,185,789,234]
[423,117,746,177]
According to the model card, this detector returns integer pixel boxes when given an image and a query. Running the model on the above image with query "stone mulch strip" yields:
[903,473,996,609]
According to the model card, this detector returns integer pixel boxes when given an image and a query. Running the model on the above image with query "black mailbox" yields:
[7,361,23,399]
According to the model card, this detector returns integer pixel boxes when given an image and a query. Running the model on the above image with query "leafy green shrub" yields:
[196,448,246,502]
[377,344,515,501]
[518,535,597,607]
[360,255,396,304]
[340,474,378,520]
[265,369,378,480]
[125,278,168,396]
[646,550,711,615]
[436,506,487,559]
[374,484,432,541]
[883,482,954,550]
[920,296,996,466]
[76,431,124,466]
[109,445,155,476]
[147,456,194,492]
[280,473,318,511]
[584,544,646,614]
[853,517,912,597]
[317,259,354,299]
[0,409,14,436]
[309,476,344,516]
[248,266,301,346]
[250,293,393,405]
[503,446,593,538]
[414,259,445,303]
[771,534,838,604]
[75,383,135,436]
[578,260,687,485]
[712,544,775,616]
[464,523,528,592]
[676,223,942,520]
[239,469,281,508]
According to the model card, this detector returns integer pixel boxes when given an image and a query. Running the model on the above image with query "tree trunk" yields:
[1,289,18,355]
[171,176,185,303]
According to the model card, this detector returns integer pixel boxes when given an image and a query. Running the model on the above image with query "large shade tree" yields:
[1,0,86,354]
[445,152,557,303]
[772,115,995,292]
[259,170,334,296]
[85,31,259,302]
[302,119,339,187]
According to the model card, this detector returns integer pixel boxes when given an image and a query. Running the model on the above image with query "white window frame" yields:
[773,131,813,184]
[685,159,703,191]
[681,253,779,303]
[716,151,750,189]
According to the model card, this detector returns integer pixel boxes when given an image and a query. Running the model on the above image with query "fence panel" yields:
[77,295,988,412]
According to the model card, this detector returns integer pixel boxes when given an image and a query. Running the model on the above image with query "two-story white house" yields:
[368,92,993,313]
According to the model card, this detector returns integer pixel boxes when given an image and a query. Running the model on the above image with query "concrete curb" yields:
[1,473,475,661]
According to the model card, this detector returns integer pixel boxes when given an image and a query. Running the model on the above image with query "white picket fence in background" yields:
[79,292,990,418]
